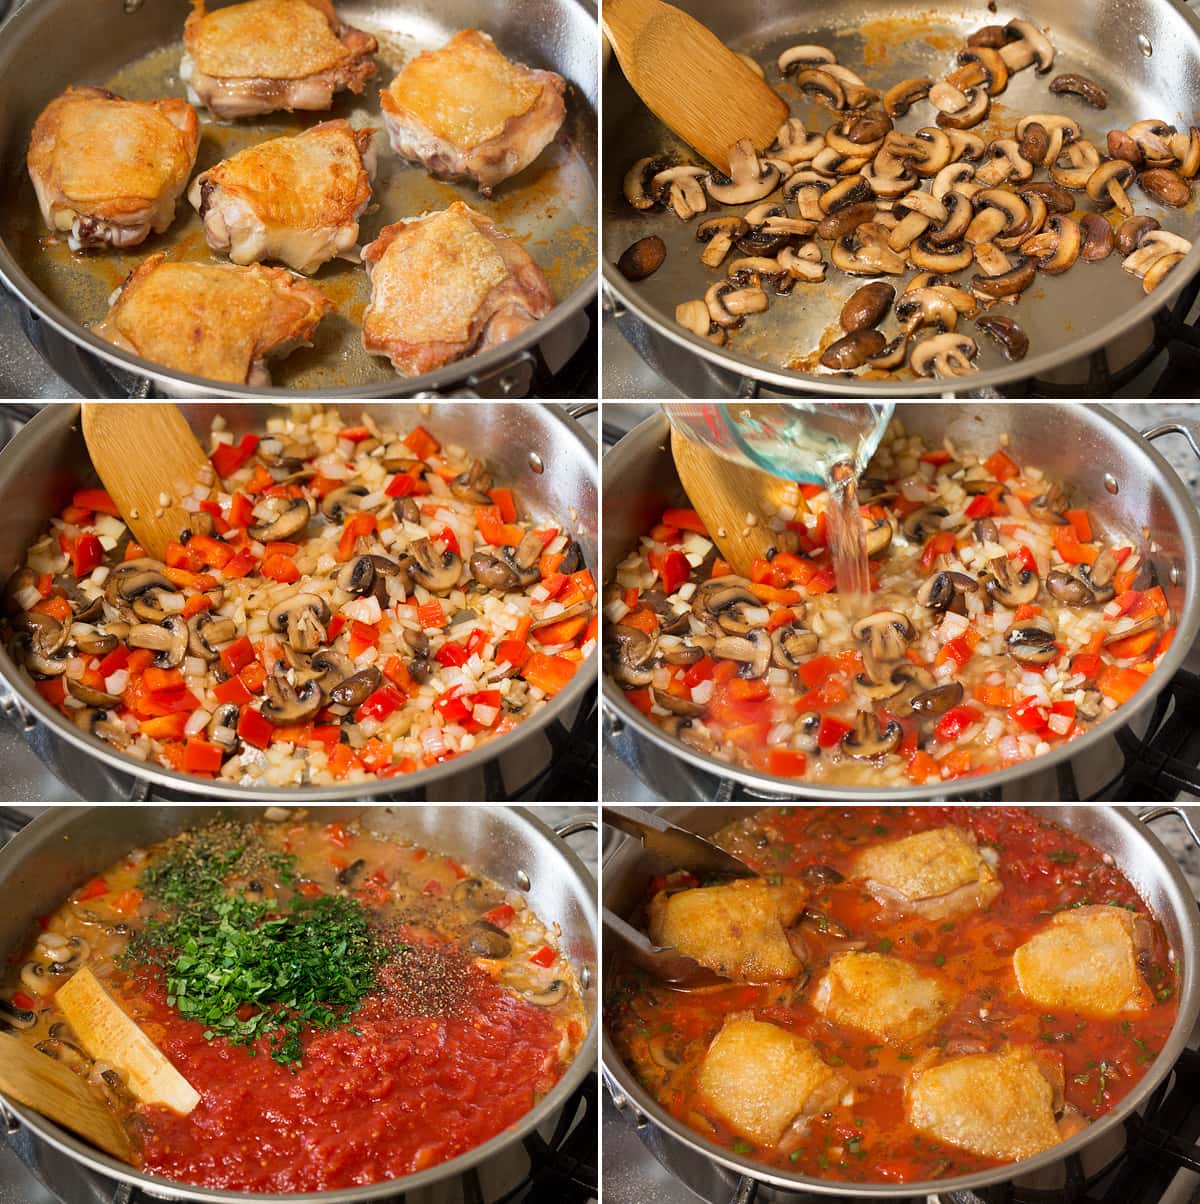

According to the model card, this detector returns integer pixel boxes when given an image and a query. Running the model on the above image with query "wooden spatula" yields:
[0,1033,133,1162]
[671,427,793,577]
[81,403,211,562]
[602,0,789,171]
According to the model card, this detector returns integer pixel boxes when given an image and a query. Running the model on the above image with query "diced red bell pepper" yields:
[1096,664,1148,704]
[385,472,420,498]
[183,737,225,775]
[434,688,472,724]
[683,657,716,688]
[402,425,440,460]
[817,716,851,748]
[220,636,256,676]
[495,639,530,669]
[75,877,110,902]
[210,433,260,479]
[98,645,131,678]
[237,707,274,750]
[338,513,377,562]
[657,549,690,595]
[436,525,461,556]
[261,552,300,583]
[529,945,556,968]
[661,508,708,535]
[983,448,1021,480]
[1065,508,1092,543]
[111,888,144,916]
[222,548,259,579]
[338,425,374,443]
[436,640,470,667]
[935,634,976,670]
[213,675,253,706]
[767,748,808,777]
[1015,544,1038,573]
[965,494,996,518]
[483,904,516,929]
[356,685,407,723]
[490,487,518,523]
[1009,695,1049,733]
[920,531,957,572]
[934,704,982,742]
[72,488,120,515]
[70,534,103,578]
[417,600,445,629]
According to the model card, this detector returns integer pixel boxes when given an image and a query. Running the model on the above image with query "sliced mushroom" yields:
[1103,615,1163,647]
[261,675,324,725]
[831,225,907,275]
[712,630,771,678]
[971,256,1036,298]
[1115,215,1160,256]
[1139,168,1192,207]
[267,593,330,653]
[127,615,188,668]
[522,980,567,1007]
[208,703,240,751]
[986,557,1039,607]
[857,661,934,701]
[1046,569,1099,606]
[606,624,657,688]
[820,329,885,370]
[329,666,382,707]
[1086,160,1135,216]
[65,677,122,708]
[916,570,978,611]
[884,76,932,117]
[788,67,847,110]
[770,623,819,669]
[842,710,902,758]
[321,485,369,523]
[1021,215,1081,274]
[909,332,978,378]
[652,687,705,717]
[1004,18,1055,73]
[935,87,989,130]
[618,235,667,281]
[653,164,709,220]
[468,920,512,959]
[864,517,894,557]
[249,498,311,543]
[408,538,462,595]
[1050,73,1108,108]
[187,612,237,660]
[623,155,671,210]
[902,506,949,542]
[909,237,973,273]
[1079,213,1115,261]
[976,314,1029,360]
[851,610,914,662]
[910,680,965,718]
[449,461,494,505]
[0,997,37,1031]
[1006,616,1059,664]
[706,140,781,205]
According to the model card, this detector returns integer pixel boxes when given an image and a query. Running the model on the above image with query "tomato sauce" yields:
[608,807,1180,1184]
[126,964,563,1191]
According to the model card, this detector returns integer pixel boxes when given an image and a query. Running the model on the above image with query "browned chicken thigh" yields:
[181,0,377,120]
[360,201,554,376]
[380,30,566,194]
[189,120,376,274]
[94,254,331,385]
[27,87,200,251]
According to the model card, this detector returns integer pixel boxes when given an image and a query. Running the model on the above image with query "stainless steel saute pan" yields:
[602,804,1200,1199]
[0,804,597,1203]
[0,403,598,801]
[603,0,1200,396]
[0,0,597,399]
[601,404,1200,800]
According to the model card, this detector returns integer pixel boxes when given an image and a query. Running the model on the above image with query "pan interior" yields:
[0,0,597,392]
[603,1,1200,386]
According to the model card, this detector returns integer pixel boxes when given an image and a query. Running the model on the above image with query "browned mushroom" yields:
[976,314,1029,360]
[820,329,886,370]
[1049,73,1109,109]
[618,236,667,281]
[840,282,894,332]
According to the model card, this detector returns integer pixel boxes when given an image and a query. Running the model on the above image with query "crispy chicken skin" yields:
[189,120,376,275]
[699,1015,847,1151]
[647,878,809,981]
[27,87,199,252]
[812,951,957,1042]
[181,0,377,120]
[1013,905,1154,1017]
[361,201,554,376]
[380,30,566,194]
[851,826,1002,920]
[93,254,330,385]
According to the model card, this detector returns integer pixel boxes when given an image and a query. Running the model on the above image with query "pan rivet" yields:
[1103,473,1119,495]
[529,452,545,474]
[498,374,518,395]
[581,965,592,989]
[516,869,532,890]
[1170,561,1182,585]
[1138,33,1153,56]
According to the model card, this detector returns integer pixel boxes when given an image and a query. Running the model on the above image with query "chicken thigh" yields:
[380,30,566,194]
[94,254,330,386]
[181,0,377,120]
[27,87,200,251]
[189,120,375,275]
[361,202,554,376]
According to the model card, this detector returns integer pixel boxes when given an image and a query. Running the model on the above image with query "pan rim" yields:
[0,0,599,398]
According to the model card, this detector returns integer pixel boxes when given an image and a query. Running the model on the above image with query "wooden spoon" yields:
[602,0,789,171]
[0,1033,133,1162]
[671,427,794,577]
[81,403,210,562]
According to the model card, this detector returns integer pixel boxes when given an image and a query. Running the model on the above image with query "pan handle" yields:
[554,814,599,842]
[1137,806,1200,848]
[1141,422,1200,464]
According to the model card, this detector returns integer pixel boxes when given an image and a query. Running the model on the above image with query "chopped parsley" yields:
[1047,849,1078,864]
[731,1139,755,1154]
[125,829,393,1066]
